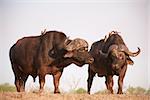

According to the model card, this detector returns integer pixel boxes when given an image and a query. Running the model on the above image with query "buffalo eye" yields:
[118,54,123,60]
[79,49,85,52]
[78,47,87,52]
[84,47,88,51]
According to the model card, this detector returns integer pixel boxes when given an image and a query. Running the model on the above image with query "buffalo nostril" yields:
[89,58,94,63]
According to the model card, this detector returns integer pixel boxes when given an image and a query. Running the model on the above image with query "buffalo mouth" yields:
[86,57,94,64]
[71,57,93,67]
[72,60,85,67]
[73,56,94,66]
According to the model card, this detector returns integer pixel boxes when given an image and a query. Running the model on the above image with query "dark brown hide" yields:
[10,31,93,93]
[87,32,140,94]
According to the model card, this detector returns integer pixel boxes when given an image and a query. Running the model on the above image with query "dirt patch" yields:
[0,92,149,100]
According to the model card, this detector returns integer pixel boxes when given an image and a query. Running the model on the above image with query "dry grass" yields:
[0,92,149,100]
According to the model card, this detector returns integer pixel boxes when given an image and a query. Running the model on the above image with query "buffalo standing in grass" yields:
[10,31,94,93]
[87,31,140,94]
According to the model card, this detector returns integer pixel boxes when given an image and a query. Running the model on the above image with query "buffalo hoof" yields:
[105,90,113,94]
[39,90,45,96]
[117,91,123,94]
[87,91,91,95]
[107,90,113,94]
[54,91,60,94]
[39,89,44,93]
[19,88,25,92]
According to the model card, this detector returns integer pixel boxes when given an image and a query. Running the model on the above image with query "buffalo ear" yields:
[127,60,134,65]
[127,56,134,65]
[64,51,74,58]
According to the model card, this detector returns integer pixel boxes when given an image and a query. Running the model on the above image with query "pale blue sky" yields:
[0,0,149,93]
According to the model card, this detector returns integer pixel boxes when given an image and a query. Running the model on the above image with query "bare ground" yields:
[0,92,149,100]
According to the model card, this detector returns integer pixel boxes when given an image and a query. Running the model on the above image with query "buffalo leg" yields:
[87,66,96,94]
[117,65,127,94]
[52,70,63,94]
[12,64,21,92]
[105,75,114,94]
[15,77,21,92]
[19,74,29,92]
[39,74,46,92]
[105,76,109,90]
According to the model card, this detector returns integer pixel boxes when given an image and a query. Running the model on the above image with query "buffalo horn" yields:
[120,46,141,57]
[65,38,88,51]
[99,44,118,57]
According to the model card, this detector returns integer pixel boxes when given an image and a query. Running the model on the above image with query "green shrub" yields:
[126,86,135,94]
[145,88,150,95]
[74,88,86,94]
[0,83,16,92]
[126,86,146,95]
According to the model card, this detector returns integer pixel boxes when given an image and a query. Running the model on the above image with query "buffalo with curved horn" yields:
[88,31,140,94]
[10,30,94,93]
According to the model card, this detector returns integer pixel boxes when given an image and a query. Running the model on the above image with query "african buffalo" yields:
[9,31,94,93]
[87,31,140,94]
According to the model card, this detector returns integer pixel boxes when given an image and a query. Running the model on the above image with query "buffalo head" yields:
[63,38,94,66]
[100,44,140,71]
